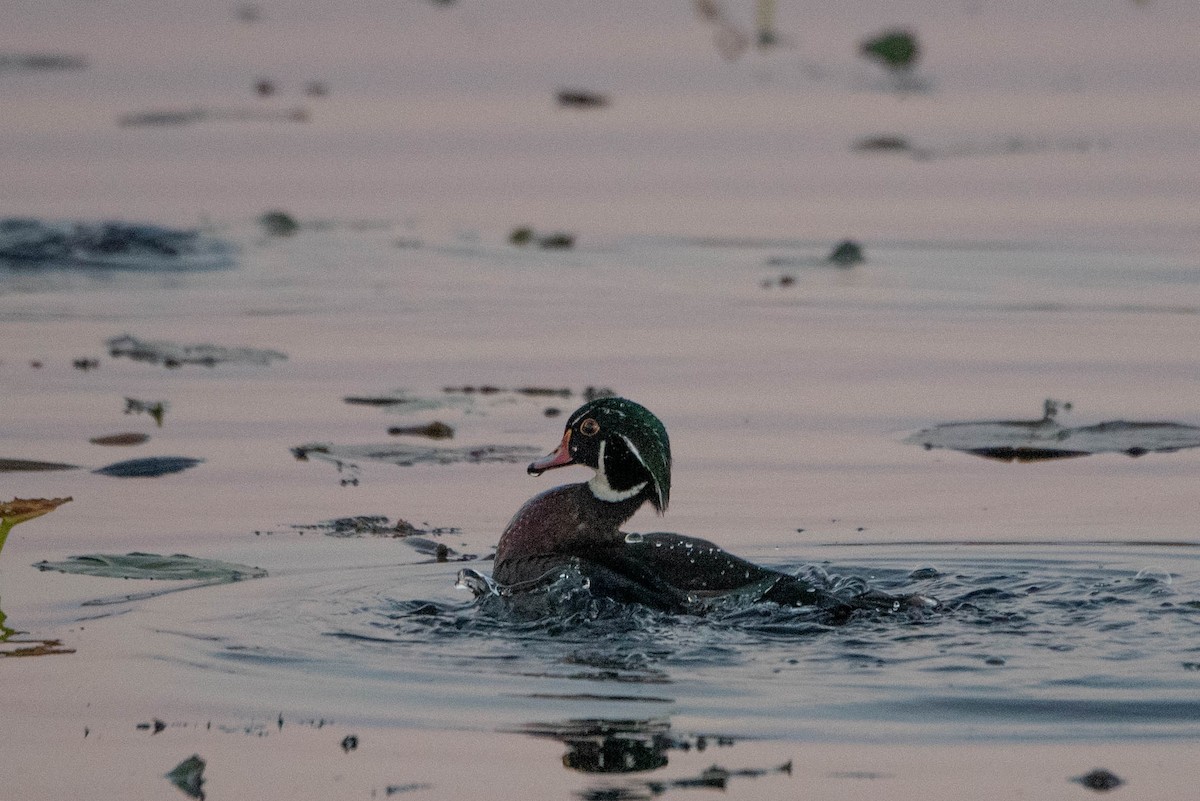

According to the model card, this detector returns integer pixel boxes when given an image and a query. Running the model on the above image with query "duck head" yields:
[528,396,671,513]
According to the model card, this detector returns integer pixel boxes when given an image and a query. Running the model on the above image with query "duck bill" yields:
[527,429,574,476]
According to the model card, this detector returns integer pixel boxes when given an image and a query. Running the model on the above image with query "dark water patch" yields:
[0,219,234,272]
[0,53,88,73]
[93,456,203,477]
[907,400,1200,461]
[108,335,286,368]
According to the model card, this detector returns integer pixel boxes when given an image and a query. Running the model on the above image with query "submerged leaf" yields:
[34,552,266,582]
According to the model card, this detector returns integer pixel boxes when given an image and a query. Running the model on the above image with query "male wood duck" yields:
[493,397,907,614]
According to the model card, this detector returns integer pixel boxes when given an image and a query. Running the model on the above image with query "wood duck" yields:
[493,397,905,614]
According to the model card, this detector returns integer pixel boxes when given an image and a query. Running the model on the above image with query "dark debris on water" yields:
[0,219,234,271]
[109,335,286,368]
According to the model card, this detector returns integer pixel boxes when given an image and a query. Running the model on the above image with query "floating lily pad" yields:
[108,335,286,368]
[860,29,920,72]
[908,402,1200,461]
[35,552,267,582]
[0,458,78,472]
[165,754,206,799]
[93,456,203,477]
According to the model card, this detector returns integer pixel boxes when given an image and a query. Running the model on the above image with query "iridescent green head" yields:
[528,396,672,513]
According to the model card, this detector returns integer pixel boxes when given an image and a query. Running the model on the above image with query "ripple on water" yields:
[170,542,1200,741]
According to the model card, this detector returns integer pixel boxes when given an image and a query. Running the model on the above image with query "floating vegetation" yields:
[108,335,287,368]
[288,515,461,539]
[292,442,541,469]
[854,134,1109,161]
[515,717,787,794]
[0,219,235,272]
[93,456,204,478]
[507,227,576,250]
[344,386,613,413]
[259,210,299,237]
[827,239,865,266]
[860,29,920,72]
[89,432,150,446]
[118,106,309,128]
[279,516,474,561]
[0,497,72,557]
[0,637,76,658]
[0,458,78,472]
[556,89,608,109]
[853,134,913,154]
[125,397,168,427]
[907,400,1200,461]
[443,385,574,398]
[165,754,207,800]
[1075,768,1123,792]
[387,421,455,439]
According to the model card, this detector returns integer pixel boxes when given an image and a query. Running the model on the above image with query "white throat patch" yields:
[587,438,648,503]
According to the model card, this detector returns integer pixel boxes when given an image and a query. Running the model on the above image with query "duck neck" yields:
[497,482,647,564]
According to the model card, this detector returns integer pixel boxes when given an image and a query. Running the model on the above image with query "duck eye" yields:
[579,418,600,436]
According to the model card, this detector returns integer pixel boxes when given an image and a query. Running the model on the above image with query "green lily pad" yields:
[165,754,206,799]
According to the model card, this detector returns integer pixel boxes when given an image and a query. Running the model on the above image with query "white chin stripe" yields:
[588,438,647,502]
[589,474,647,503]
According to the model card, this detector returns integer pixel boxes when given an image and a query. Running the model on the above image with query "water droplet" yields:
[1135,567,1172,585]
[625,532,644,544]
